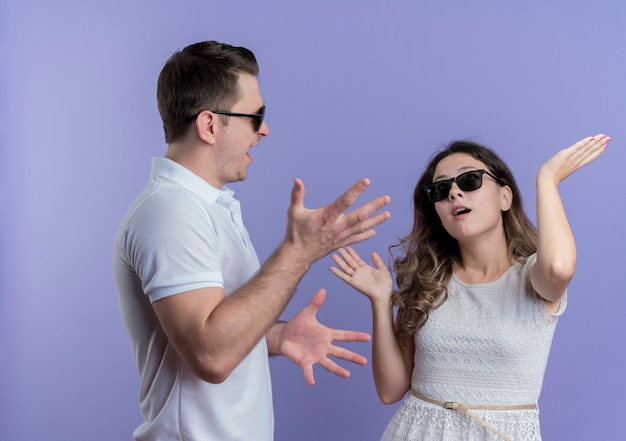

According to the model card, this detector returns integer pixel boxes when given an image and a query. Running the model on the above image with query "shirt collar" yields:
[150,157,235,204]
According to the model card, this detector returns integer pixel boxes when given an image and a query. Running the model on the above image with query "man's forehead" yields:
[235,74,263,106]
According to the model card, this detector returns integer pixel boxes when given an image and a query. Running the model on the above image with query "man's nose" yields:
[258,120,270,137]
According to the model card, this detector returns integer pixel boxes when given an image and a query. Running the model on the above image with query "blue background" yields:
[2,1,624,440]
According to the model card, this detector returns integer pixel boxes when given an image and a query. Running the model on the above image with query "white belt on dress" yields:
[410,389,538,441]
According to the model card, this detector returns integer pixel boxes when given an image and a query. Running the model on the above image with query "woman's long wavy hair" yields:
[391,141,537,345]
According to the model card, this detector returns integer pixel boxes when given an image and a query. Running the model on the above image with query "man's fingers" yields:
[323,178,372,220]
[350,195,392,223]
[336,210,391,248]
[300,288,326,318]
[344,197,392,232]
[319,357,351,379]
[289,178,305,207]
[309,288,326,310]
[302,365,316,386]
[332,329,371,343]
[338,230,376,249]
[327,344,368,366]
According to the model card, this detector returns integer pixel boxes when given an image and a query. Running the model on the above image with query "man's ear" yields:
[195,111,218,145]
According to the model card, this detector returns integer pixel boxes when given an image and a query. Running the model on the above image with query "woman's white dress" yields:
[382,254,565,441]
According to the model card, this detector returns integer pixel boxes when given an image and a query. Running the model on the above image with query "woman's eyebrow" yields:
[433,166,477,181]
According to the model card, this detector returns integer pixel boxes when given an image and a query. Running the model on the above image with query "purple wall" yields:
[2,1,624,440]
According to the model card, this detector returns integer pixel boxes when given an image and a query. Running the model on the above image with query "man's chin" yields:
[231,172,248,184]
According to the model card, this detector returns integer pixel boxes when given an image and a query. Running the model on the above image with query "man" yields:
[113,40,391,440]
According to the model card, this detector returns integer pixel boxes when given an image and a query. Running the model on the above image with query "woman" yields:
[331,135,609,440]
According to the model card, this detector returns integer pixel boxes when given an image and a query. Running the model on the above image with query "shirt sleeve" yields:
[124,189,224,303]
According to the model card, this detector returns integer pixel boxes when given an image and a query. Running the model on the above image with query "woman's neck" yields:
[455,233,513,284]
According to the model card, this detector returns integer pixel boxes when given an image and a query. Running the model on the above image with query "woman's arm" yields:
[531,134,610,310]
[331,247,413,403]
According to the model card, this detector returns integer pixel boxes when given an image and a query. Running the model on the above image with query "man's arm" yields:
[153,178,390,383]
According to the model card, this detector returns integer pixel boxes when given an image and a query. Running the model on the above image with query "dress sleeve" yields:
[548,292,567,317]
[523,253,567,318]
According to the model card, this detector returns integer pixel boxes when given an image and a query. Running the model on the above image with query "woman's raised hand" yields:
[539,134,610,185]
[330,247,393,304]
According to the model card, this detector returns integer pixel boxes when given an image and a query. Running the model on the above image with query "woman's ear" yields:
[500,185,513,211]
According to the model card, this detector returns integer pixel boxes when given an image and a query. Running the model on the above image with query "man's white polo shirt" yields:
[114,157,273,441]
